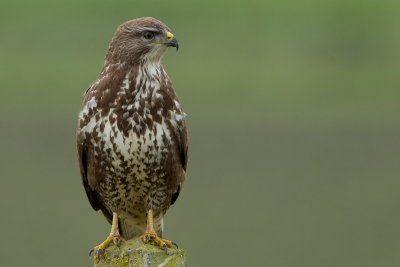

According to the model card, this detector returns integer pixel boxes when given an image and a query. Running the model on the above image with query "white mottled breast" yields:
[82,107,170,170]
[78,62,184,192]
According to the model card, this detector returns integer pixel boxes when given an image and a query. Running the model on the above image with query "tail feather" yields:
[119,217,145,240]
[118,217,164,240]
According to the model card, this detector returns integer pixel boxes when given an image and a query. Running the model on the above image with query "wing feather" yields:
[178,119,188,171]
[170,113,188,205]
[77,134,112,223]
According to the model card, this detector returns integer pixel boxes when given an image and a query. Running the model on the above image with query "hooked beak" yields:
[165,31,179,51]
[167,36,179,51]
[152,31,179,51]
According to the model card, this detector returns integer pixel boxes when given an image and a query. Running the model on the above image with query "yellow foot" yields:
[89,234,126,260]
[140,231,178,254]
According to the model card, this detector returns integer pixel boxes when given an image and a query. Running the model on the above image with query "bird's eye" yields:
[144,32,154,40]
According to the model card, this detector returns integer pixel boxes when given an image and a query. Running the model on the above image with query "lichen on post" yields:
[93,237,185,267]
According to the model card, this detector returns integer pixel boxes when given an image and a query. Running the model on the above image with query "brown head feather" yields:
[106,17,171,65]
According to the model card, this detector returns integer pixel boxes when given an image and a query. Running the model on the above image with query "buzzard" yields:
[76,17,188,256]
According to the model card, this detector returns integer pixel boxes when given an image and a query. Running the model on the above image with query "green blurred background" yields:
[1,0,400,266]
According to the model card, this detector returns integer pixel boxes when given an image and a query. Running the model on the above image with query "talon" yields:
[97,248,102,259]
[140,210,177,252]
[89,248,94,257]
[172,241,178,249]
[92,212,125,259]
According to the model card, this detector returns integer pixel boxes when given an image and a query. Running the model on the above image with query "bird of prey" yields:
[76,17,188,256]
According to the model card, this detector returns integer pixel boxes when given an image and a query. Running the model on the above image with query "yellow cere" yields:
[166,32,174,41]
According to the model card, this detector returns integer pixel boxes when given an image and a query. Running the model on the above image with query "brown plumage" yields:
[76,17,188,251]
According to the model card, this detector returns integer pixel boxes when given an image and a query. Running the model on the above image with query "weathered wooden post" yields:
[93,237,185,267]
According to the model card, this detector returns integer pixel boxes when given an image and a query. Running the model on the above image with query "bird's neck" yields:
[97,60,169,102]
[101,59,163,80]
[138,60,164,80]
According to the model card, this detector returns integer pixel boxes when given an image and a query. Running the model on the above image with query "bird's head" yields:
[106,17,179,65]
